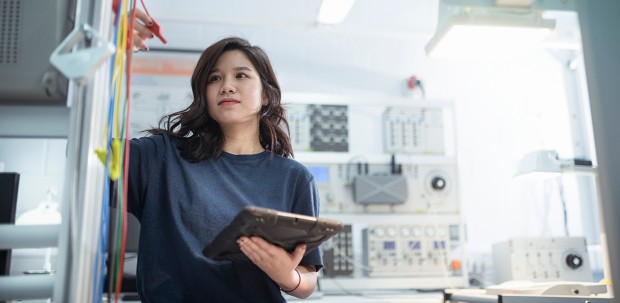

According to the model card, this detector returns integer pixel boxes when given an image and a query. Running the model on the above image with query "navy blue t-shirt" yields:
[127,134,323,303]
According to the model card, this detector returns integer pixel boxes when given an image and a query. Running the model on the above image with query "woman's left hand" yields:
[237,236,305,288]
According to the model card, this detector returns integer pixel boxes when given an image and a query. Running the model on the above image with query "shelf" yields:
[282,92,454,108]
[294,152,456,165]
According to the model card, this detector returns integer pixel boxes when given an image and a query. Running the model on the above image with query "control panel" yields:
[362,223,463,277]
[285,100,465,292]
[286,104,349,152]
[383,106,445,154]
[322,224,354,278]
[310,163,459,214]
[318,215,468,293]
[492,237,593,283]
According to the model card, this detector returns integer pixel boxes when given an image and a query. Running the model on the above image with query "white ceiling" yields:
[137,0,581,100]
[145,0,579,52]
[147,0,440,40]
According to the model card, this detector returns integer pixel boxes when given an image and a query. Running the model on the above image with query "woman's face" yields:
[205,50,265,128]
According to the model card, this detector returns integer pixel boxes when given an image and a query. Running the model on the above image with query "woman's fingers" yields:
[132,32,148,52]
[132,22,153,40]
[133,9,152,26]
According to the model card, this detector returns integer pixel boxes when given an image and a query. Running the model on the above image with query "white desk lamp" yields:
[514,150,596,180]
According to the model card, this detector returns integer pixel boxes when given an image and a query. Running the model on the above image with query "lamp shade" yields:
[514,150,596,180]
[426,10,555,58]
[514,150,563,180]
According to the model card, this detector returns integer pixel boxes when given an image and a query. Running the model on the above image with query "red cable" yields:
[138,0,151,16]
[139,0,167,44]
[114,1,136,301]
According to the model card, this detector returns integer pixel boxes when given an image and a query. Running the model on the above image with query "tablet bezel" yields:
[202,206,343,261]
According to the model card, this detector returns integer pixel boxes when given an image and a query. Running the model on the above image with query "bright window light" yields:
[426,14,554,59]
[317,0,355,25]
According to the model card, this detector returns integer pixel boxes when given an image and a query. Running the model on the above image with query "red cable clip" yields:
[146,19,167,44]
[112,0,167,44]
[139,0,167,44]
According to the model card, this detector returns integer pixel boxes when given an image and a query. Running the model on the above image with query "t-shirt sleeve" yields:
[127,135,165,220]
[292,174,324,271]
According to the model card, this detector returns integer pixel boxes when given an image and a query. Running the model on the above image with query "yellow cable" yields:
[113,5,127,138]
[109,1,132,300]
[97,0,128,168]
[110,0,129,181]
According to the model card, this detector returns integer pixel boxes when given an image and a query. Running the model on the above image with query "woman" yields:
[128,37,321,302]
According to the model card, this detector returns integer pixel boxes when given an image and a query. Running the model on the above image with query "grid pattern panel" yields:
[0,0,21,64]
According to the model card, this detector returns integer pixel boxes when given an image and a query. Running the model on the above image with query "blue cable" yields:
[92,2,125,301]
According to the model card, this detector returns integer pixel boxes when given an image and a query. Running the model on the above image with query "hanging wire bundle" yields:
[93,0,140,301]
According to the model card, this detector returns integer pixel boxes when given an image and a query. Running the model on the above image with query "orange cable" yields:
[114,1,136,301]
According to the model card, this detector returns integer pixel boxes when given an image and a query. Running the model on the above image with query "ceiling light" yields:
[426,5,555,59]
[317,0,355,25]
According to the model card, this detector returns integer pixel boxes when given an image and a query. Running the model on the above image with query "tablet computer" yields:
[202,206,343,261]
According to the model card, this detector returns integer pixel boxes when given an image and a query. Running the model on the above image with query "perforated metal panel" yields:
[0,0,21,64]
[0,0,70,104]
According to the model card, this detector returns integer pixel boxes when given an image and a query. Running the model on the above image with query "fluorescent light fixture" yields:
[515,150,596,181]
[426,12,555,58]
[317,0,355,24]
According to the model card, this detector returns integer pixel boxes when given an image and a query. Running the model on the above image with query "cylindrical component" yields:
[0,275,54,300]
[431,176,446,190]
[566,253,584,269]
[0,224,59,249]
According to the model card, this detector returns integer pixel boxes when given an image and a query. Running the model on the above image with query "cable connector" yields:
[110,139,122,181]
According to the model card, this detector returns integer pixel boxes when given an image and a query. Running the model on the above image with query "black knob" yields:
[566,254,583,269]
[431,176,446,190]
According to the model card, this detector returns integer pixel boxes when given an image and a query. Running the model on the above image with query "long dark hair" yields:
[148,37,293,162]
